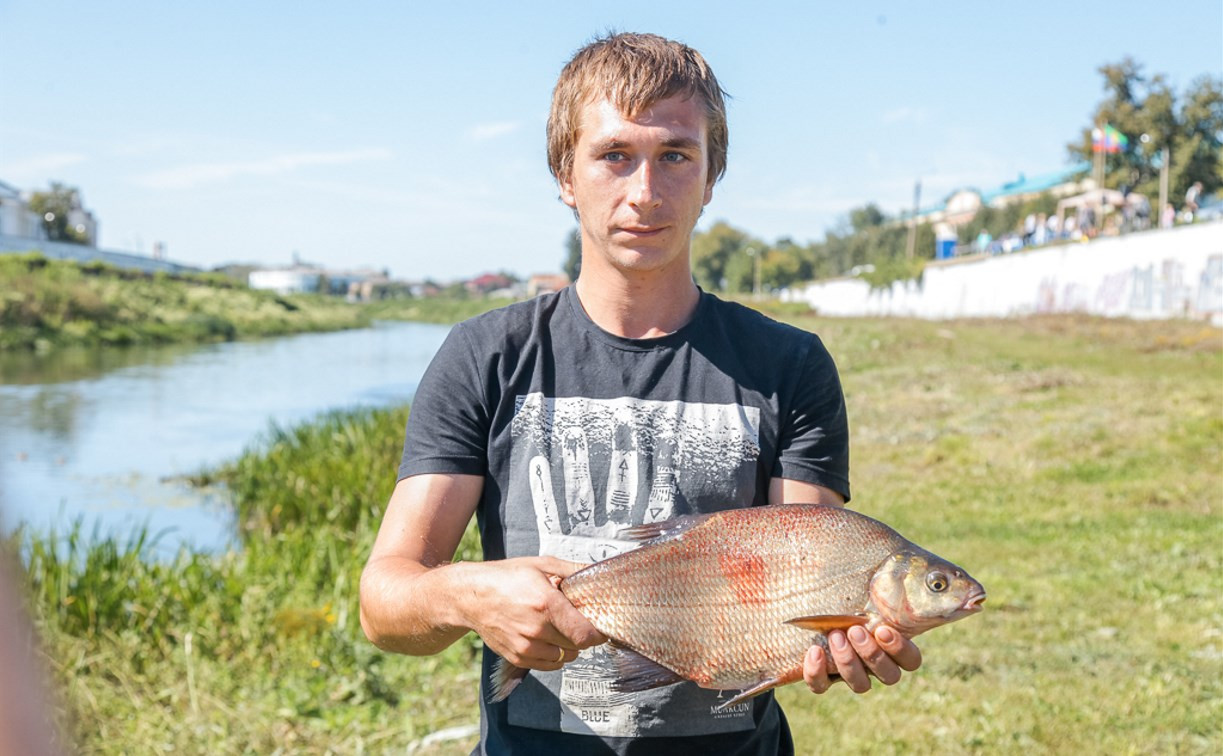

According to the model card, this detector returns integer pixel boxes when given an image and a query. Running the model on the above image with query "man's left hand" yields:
[802,625,922,694]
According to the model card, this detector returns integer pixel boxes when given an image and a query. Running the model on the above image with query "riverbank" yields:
[15,313,1222,753]
[0,252,511,351]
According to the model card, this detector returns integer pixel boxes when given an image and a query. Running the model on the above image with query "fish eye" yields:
[926,571,949,593]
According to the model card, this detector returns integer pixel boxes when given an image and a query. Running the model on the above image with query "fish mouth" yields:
[961,591,987,613]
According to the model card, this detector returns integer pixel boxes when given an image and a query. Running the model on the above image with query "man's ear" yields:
[703,176,715,207]
[559,172,577,209]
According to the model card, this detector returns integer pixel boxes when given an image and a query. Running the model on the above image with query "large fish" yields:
[492,504,985,708]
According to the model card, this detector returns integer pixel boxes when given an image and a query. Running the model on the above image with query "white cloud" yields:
[132,148,394,189]
[1,152,88,182]
[468,121,521,141]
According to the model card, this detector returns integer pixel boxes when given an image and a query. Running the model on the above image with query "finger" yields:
[533,556,588,581]
[604,424,637,525]
[547,599,608,650]
[802,646,834,694]
[559,427,596,528]
[517,642,571,671]
[874,625,922,672]
[528,455,562,535]
[846,625,902,686]
[827,630,871,694]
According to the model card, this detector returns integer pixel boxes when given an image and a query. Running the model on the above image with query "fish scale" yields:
[491,504,986,707]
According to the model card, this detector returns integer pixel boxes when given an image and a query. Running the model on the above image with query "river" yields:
[0,321,451,555]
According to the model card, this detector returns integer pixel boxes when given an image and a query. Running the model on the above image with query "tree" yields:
[26,183,90,244]
[1174,75,1223,198]
[562,228,581,281]
[849,204,887,233]
[1068,59,1222,201]
[690,222,760,292]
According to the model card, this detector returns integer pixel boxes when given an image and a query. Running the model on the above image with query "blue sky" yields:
[1,1,1219,280]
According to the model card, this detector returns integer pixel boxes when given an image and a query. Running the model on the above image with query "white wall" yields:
[782,222,1223,325]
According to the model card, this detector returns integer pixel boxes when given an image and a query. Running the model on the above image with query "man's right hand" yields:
[458,556,607,669]
[360,474,607,661]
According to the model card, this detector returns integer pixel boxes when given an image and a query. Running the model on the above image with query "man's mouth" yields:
[618,226,665,237]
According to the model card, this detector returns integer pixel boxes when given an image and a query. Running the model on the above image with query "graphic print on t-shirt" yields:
[506,393,762,738]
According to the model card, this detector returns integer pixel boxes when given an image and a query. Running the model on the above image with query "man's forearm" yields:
[358,557,477,655]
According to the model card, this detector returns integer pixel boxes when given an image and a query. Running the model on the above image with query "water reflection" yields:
[0,321,451,554]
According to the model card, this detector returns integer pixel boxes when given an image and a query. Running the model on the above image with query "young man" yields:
[360,32,920,754]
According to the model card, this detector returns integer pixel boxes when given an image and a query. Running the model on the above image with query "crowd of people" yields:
[969,181,1210,257]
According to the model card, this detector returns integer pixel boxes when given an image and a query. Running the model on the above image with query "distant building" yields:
[466,272,516,296]
[248,266,323,294]
[0,180,47,240]
[331,268,391,301]
[248,264,392,299]
[0,180,99,245]
[527,273,570,297]
[64,194,99,246]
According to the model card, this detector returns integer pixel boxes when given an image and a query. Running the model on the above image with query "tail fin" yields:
[488,657,529,703]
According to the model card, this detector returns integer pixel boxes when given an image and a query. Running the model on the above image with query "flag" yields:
[1092,124,1129,154]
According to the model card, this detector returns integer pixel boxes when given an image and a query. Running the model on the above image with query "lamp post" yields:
[745,246,761,299]
[1141,133,1171,219]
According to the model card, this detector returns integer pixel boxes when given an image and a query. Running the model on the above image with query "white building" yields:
[0,180,47,239]
[248,266,323,294]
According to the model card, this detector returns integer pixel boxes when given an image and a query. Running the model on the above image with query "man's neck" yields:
[574,266,701,340]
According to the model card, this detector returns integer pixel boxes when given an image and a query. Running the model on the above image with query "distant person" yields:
[1022,213,1037,246]
[1033,213,1048,246]
[1161,202,1176,229]
[1184,181,1203,221]
[975,229,992,253]
[359,32,922,755]
[1133,195,1151,231]
[1046,213,1062,240]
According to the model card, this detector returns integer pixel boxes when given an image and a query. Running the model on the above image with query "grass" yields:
[14,312,1223,753]
[0,252,510,352]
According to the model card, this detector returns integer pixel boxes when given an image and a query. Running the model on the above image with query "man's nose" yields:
[628,161,662,210]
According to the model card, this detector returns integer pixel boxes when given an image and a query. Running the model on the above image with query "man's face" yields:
[560,95,714,278]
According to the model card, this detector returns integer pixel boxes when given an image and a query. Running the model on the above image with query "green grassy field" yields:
[15,313,1222,754]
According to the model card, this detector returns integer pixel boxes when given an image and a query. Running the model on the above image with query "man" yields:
[360,32,920,754]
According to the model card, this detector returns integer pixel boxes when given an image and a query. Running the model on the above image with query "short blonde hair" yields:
[547,32,729,185]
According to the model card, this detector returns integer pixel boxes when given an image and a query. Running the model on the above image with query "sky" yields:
[1,1,1219,281]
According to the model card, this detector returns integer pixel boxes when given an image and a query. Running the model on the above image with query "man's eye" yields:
[661,152,687,163]
[603,152,626,162]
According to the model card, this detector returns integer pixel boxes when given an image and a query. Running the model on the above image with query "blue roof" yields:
[980,162,1091,204]
[906,161,1092,219]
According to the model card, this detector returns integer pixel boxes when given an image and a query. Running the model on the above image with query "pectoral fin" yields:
[606,641,687,693]
[785,614,869,633]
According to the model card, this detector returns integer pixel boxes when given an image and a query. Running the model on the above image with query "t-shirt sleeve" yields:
[772,334,851,501]
[398,322,490,480]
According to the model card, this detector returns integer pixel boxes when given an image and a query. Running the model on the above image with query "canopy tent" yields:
[1056,188,1128,216]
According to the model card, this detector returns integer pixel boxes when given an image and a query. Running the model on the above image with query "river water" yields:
[0,321,451,555]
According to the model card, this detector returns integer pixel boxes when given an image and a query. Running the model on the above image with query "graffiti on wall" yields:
[1198,254,1223,316]
[1040,254,1222,319]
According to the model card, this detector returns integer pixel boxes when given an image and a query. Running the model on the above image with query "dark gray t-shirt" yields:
[400,286,849,755]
